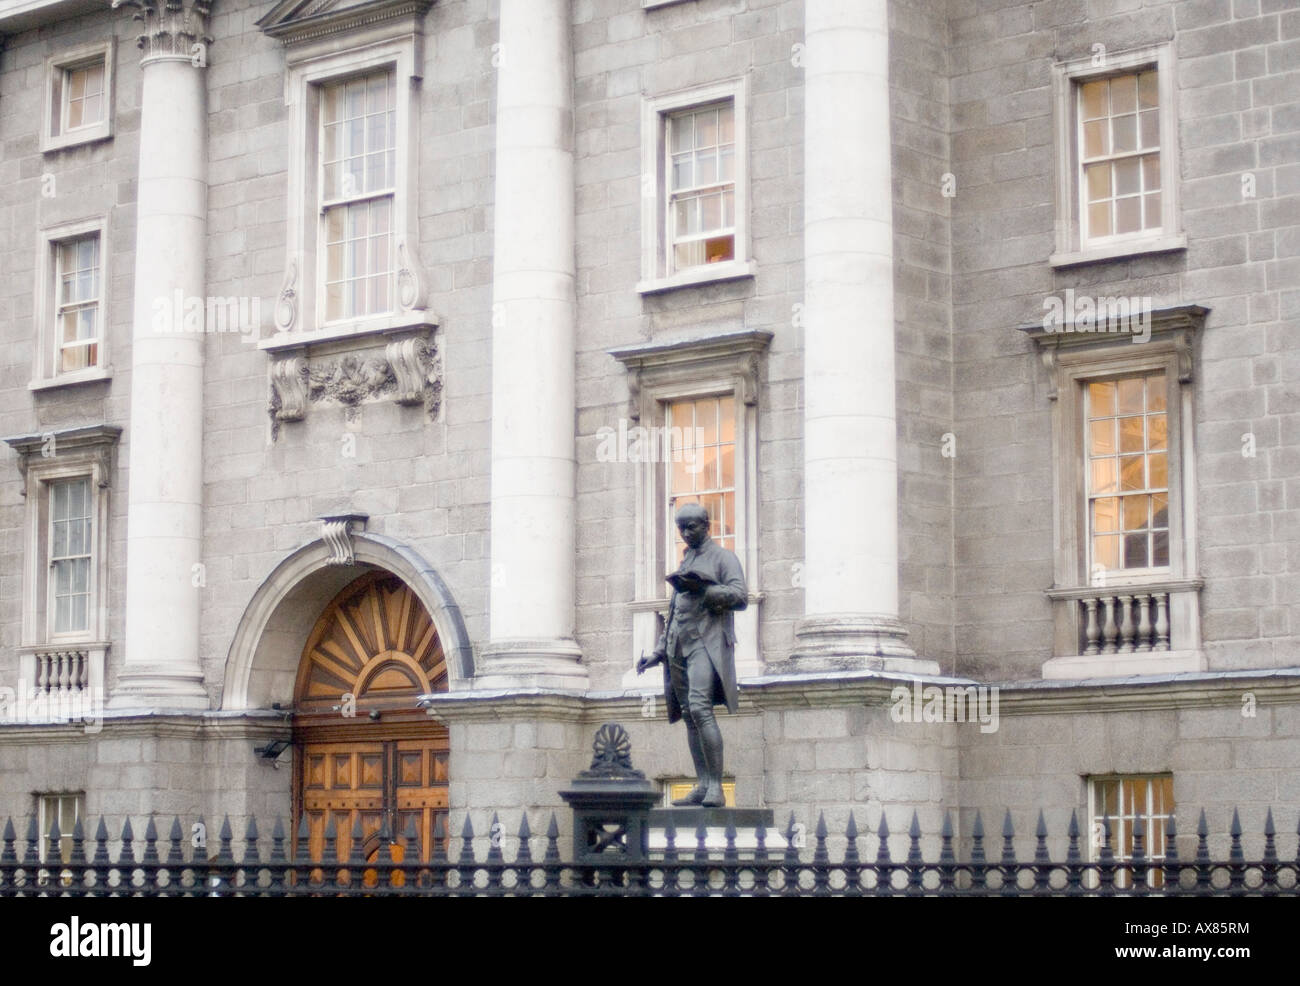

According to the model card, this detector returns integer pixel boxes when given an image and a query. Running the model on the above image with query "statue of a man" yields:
[637,503,748,807]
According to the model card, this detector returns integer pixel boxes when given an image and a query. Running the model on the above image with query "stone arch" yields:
[220,532,473,711]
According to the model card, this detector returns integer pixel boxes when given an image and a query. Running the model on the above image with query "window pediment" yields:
[257,0,434,52]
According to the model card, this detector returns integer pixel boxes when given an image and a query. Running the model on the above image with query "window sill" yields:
[1049,234,1187,269]
[42,126,112,154]
[259,310,437,353]
[636,260,756,296]
[29,367,112,391]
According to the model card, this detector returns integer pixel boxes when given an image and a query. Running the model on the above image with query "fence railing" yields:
[2,806,1297,896]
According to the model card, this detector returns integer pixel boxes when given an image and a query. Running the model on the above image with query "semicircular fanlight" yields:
[295,571,448,711]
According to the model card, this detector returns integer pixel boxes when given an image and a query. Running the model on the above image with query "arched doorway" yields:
[292,570,449,863]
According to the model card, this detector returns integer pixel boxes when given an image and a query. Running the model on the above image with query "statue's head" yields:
[675,503,710,550]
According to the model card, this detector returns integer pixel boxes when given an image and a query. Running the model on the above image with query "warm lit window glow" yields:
[666,395,736,561]
[1078,70,1161,242]
[1091,774,1174,888]
[1086,373,1168,574]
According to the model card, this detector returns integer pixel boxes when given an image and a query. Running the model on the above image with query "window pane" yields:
[1085,162,1110,200]
[1090,418,1115,455]
[1117,377,1144,415]
[1083,119,1108,157]
[1112,114,1137,153]
[1122,494,1149,532]
[1114,157,1140,197]
[1120,455,1144,491]
[1149,452,1167,489]
[1118,415,1144,453]
[1088,201,1110,237]
[1152,492,1169,528]
[1139,109,1160,149]
[1093,534,1120,570]
[1093,497,1119,533]
[1115,196,1141,234]
[1088,380,1116,415]
[1110,75,1137,112]
[1148,414,1167,451]
[1081,79,1107,120]
[1142,154,1161,191]
[1144,192,1162,229]
[1147,374,1167,411]
[1137,71,1158,109]
[1090,457,1118,494]
[1152,531,1169,567]
[1123,532,1148,569]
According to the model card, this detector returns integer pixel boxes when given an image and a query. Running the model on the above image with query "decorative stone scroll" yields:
[318,513,369,567]
[268,330,441,438]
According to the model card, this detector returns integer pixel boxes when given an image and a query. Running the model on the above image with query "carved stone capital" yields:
[274,260,299,334]
[395,241,426,313]
[319,513,369,566]
[113,0,214,62]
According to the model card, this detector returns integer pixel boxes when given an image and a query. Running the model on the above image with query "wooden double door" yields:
[291,569,453,864]
[297,730,449,863]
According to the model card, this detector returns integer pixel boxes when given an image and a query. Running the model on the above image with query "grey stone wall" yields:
[948,0,1300,679]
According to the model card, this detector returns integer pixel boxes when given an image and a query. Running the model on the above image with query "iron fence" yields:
[1,805,1297,896]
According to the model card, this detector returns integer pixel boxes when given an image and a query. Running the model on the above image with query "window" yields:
[4,425,118,698]
[32,219,110,389]
[1089,774,1174,888]
[1022,306,1206,676]
[261,6,431,349]
[609,329,769,681]
[666,395,736,563]
[38,793,85,864]
[321,71,396,322]
[54,234,102,374]
[43,43,115,152]
[665,104,736,273]
[1051,45,1184,267]
[639,80,753,294]
[1085,372,1168,577]
[49,477,94,637]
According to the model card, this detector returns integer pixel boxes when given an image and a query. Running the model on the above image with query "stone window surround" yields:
[41,39,115,153]
[261,17,432,354]
[638,78,755,295]
[1022,305,1207,679]
[30,215,113,391]
[1050,43,1186,269]
[609,328,771,684]
[3,424,120,697]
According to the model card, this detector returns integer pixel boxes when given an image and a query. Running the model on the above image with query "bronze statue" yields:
[637,503,747,807]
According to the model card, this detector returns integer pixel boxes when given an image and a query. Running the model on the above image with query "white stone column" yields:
[792,0,937,673]
[478,0,587,690]
[110,1,211,708]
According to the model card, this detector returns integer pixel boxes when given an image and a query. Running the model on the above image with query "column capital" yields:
[112,0,213,62]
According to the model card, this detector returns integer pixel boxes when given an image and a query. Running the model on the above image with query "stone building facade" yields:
[0,0,1296,863]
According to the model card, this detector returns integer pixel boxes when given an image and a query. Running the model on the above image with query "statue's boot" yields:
[671,720,709,806]
[697,709,726,808]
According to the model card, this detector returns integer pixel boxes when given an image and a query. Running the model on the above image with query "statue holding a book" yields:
[637,502,748,807]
